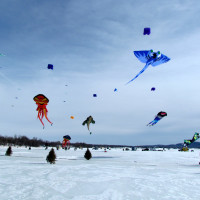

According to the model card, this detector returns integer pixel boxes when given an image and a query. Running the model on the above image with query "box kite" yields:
[47,64,53,70]
[143,27,151,35]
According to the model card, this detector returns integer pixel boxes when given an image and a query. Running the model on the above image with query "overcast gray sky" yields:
[0,0,200,146]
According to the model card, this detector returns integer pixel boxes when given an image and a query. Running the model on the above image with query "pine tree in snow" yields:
[5,146,12,156]
[84,148,92,160]
[46,148,56,164]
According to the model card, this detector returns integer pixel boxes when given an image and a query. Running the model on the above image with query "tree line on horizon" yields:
[0,135,134,148]
[2,134,198,149]
[0,135,60,147]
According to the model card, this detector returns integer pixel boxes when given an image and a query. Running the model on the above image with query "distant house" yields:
[132,147,137,151]
[92,146,98,150]
[142,148,149,151]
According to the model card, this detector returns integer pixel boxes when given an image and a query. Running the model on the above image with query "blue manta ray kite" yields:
[126,50,170,84]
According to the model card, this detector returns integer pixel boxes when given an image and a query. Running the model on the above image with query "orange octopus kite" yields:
[33,94,53,128]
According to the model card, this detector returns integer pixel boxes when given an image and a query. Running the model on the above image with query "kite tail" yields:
[146,121,153,126]
[147,120,157,126]
[44,109,53,125]
[62,140,69,148]
[67,141,70,147]
[126,64,150,85]
[62,141,65,148]
[38,111,45,128]
[87,124,90,132]
[41,109,44,119]
[147,119,160,126]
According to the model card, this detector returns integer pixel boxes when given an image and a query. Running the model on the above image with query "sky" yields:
[0,0,200,146]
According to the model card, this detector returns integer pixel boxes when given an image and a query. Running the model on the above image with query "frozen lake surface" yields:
[0,146,200,200]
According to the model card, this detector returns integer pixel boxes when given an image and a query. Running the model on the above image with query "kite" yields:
[151,87,155,91]
[82,116,95,134]
[126,50,170,84]
[147,111,167,126]
[70,116,74,119]
[93,94,97,97]
[33,94,53,128]
[180,132,200,151]
[114,88,117,92]
[47,64,53,70]
[143,28,151,35]
[62,135,71,149]
[184,132,200,147]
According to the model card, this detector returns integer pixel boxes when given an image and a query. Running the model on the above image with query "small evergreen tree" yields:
[84,148,92,160]
[5,146,12,156]
[46,148,56,164]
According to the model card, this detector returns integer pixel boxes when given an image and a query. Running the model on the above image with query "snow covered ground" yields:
[0,146,200,200]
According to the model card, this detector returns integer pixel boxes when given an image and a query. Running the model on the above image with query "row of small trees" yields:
[5,146,92,164]
[46,148,92,163]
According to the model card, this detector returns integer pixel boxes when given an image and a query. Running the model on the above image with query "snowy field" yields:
[0,147,200,200]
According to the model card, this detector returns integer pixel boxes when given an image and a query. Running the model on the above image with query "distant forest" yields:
[0,135,61,147]
[0,135,131,148]
[0,135,123,148]
[0,135,94,148]
[1,135,200,149]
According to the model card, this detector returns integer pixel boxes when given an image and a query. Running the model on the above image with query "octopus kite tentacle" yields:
[43,108,53,125]
[37,110,45,128]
